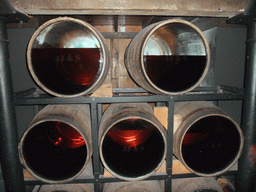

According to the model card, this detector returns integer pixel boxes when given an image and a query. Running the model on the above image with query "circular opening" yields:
[143,22,207,93]
[102,118,165,179]
[22,121,87,181]
[28,19,104,96]
[181,116,241,174]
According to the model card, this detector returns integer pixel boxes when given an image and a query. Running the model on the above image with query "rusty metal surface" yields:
[9,0,249,17]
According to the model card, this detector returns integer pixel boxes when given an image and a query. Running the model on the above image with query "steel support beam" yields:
[228,0,256,191]
[237,21,256,192]
[0,18,25,192]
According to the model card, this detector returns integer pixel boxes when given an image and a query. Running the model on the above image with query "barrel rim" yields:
[32,183,94,192]
[173,177,223,192]
[99,115,167,181]
[19,117,92,184]
[140,19,211,95]
[26,16,109,98]
[103,180,163,192]
[176,112,244,177]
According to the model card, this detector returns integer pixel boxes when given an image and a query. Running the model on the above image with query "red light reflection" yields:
[182,133,208,146]
[46,122,85,149]
[107,119,152,150]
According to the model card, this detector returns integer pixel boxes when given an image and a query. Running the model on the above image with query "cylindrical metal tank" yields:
[27,17,110,97]
[172,177,223,192]
[19,104,92,183]
[173,101,244,176]
[32,184,94,192]
[125,19,210,95]
[103,180,163,192]
[99,103,167,181]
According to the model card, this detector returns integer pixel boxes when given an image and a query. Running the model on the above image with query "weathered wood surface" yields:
[10,0,249,17]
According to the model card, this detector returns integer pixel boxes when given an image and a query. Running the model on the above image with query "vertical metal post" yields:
[227,1,256,191]
[90,98,102,192]
[236,20,256,192]
[165,98,175,192]
[0,18,25,192]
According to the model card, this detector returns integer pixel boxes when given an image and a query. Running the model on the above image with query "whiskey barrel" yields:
[19,104,92,183]
[125,19,210,95]
[172,177,223,192]
[32,184,94,192]
[173,101,244,176]
[103,180,163,192]
[27,17,110,97]
[99,103,167,181]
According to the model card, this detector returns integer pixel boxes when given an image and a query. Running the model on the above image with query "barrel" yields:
[32,184,94,192]
[103,180,163,192]
[125,19,210,95]
[172,177,223,192]
[27,17,110,97]
[99,103,167,181]
[19,104,92,183]
[173,101,244,176]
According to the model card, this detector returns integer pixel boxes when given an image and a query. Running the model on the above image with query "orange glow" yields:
[182,133,208,146]
[107,129,152,149]
[46,122,85,148]
[55,48,100,85]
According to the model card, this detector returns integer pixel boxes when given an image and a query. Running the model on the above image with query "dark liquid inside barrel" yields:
[31,48,101,95]
[143,55,206,92]
[102,119,165,178]
[22,121,87,181]
[181,116,241,174]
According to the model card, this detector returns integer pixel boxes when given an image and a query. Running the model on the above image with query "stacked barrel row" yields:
[26,17,210,97]
[32,178,224,192]
[19,17,244,191]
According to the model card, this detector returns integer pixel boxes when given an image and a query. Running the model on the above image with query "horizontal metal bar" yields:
[15,86,225,99]
[24,177,97,185]
[173,92,244,102]
[14,94,170,105]
[113,86,221,94]
[13,85,244,106]
[99,174,168,183]
[114,85,245,94]
[96,95,169,103]
[24,170,237,186]
[171,170,237,179]
[14,95,94,105]
[96,92,244,103]
[24,174,169,186]
[14,91,244,106]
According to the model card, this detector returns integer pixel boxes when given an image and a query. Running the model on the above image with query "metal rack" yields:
[1,0,256,191]
[13,86,242,192]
